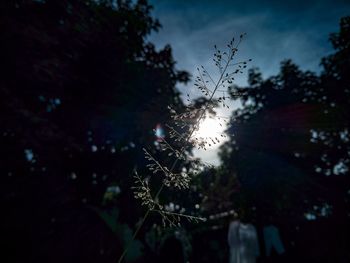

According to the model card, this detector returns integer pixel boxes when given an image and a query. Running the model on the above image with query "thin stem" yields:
[144,150,171,178]
[203,68,216,86]
[117,39,241,262]
[117,209,150,263]
[152,209,206,221]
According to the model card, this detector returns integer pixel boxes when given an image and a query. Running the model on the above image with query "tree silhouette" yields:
[0,1,191,262]
[218,16,350,262]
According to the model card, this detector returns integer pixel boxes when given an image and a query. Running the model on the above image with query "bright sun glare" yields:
[194,117,225,141]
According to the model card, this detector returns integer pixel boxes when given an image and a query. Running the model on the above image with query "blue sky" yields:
[146,0,350,165]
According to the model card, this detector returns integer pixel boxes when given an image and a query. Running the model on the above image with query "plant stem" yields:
[117,42,237,262]
[117,209,150,263]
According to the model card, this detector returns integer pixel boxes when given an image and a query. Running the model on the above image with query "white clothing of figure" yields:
[263,225,285,256]
[228,220,260,263]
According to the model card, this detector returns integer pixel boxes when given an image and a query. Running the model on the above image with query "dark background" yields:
[1,1,349,262]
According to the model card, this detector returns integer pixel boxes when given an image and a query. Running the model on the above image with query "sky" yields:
[146,0,350,166]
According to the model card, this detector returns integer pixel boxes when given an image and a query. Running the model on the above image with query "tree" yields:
[0,1,191,262]
[218,16,350,261]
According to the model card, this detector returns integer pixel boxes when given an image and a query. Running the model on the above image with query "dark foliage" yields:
[0,0,190,262]
[217,16,350,262]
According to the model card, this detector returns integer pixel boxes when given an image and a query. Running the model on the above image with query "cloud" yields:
[148,0,350,80]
